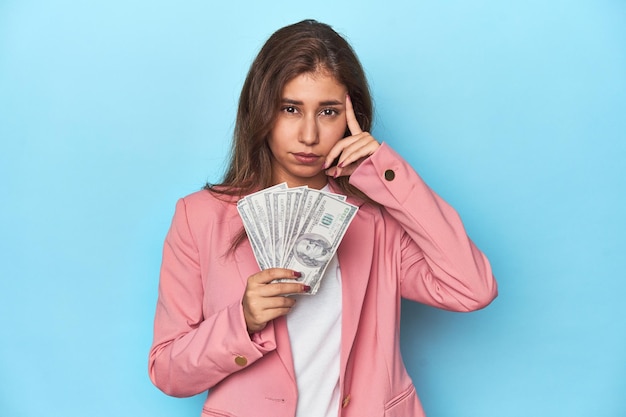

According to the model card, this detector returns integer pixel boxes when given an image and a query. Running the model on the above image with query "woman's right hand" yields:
[242,268,309,333]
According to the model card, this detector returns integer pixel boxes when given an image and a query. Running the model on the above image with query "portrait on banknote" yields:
[293,233,332,267]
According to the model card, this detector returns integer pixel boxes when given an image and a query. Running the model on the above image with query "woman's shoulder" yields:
[182,187,238,202]
[178,188,239,218]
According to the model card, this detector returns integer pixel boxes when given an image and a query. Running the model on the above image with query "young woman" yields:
[149,19,497,417]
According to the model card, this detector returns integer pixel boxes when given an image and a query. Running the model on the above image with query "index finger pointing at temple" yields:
[346,94,363,135]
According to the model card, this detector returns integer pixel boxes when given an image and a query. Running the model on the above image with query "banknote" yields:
[281,193,358,294]
[237,183,287,269]
[237,183,358,294]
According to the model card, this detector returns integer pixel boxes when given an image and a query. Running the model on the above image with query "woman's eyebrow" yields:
[319,100,343,106]
[281,98,303,105]
[281,98,344,106]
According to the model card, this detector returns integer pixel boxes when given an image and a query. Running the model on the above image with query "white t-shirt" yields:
[286,254,342,417]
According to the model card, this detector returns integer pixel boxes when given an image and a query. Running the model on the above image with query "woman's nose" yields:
[298,116,319,145]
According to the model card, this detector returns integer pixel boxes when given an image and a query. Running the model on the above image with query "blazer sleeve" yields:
[148,197,277,397]
[349,142,498,311]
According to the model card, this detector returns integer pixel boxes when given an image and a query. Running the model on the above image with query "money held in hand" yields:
[237,183,358,294]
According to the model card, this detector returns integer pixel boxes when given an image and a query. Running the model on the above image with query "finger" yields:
[262,281,311,297]
[335,133,370,167]
[254,306,294,327]
[250,268,302,285]
[337,136,379,168]
[329,138,380,178]
[263,295,297,309]
[331,158,363,178]
[345,94,363,135]
[245,294,295,312]
[243,288,297,318]
[323,134,361,169]
[244,303,295,333]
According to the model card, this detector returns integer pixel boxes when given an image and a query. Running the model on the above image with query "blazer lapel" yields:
[336,201,375,376]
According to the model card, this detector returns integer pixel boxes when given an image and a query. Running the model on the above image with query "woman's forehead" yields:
[281,72,347,101]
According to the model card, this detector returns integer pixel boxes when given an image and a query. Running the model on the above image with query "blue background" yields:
[1,1,625,416]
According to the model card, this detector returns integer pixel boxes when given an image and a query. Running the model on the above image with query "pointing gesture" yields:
[324,95,380,178]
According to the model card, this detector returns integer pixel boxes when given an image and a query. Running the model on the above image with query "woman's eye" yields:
[282,106,297,113]
[321,108,338,116]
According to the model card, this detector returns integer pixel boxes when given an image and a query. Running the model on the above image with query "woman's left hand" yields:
[324,95,380,178]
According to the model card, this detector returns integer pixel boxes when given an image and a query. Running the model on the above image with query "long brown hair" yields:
[208,19,373,194]
[206,20,375,249]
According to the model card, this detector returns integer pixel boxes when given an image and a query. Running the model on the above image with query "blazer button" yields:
[234,355,248,366]
[342,394,351,408]
[384,169,395,181]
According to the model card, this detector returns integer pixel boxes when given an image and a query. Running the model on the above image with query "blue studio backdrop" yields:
[1,1,625,416]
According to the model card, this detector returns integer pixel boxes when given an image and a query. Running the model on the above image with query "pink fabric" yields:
[149,143,498,417]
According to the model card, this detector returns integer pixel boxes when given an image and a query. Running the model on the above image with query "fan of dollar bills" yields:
[237,183,358,295]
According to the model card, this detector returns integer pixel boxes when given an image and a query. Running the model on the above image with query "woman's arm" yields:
[148,198,278,397]
[350,143,497,311]
[326,95,496,311]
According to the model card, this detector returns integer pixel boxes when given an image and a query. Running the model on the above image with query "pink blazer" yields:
[149,143,497,417]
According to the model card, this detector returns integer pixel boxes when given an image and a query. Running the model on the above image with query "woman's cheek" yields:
[325,122,347,145]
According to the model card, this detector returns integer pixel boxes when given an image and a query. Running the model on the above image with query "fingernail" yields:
[322,161,328,169]
[338,161,344,168]
[293,271,302,278]
[303,285,311,293]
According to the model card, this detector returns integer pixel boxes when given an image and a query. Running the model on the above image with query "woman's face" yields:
[267,71,347,189]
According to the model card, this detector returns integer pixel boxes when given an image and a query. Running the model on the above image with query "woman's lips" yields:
[292,152,321,165]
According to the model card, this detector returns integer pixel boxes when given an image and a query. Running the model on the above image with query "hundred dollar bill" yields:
[280,193,358,294]
[284,188,321,253]
[237,183,287,268]
[325,191,347,202]
[271,190,288,267]
[237,199,271,269]
[279,189,304,263]
[238,184,358,294]
[247,188,281,266]
[266,186,309,267]
[283,187,346,254]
